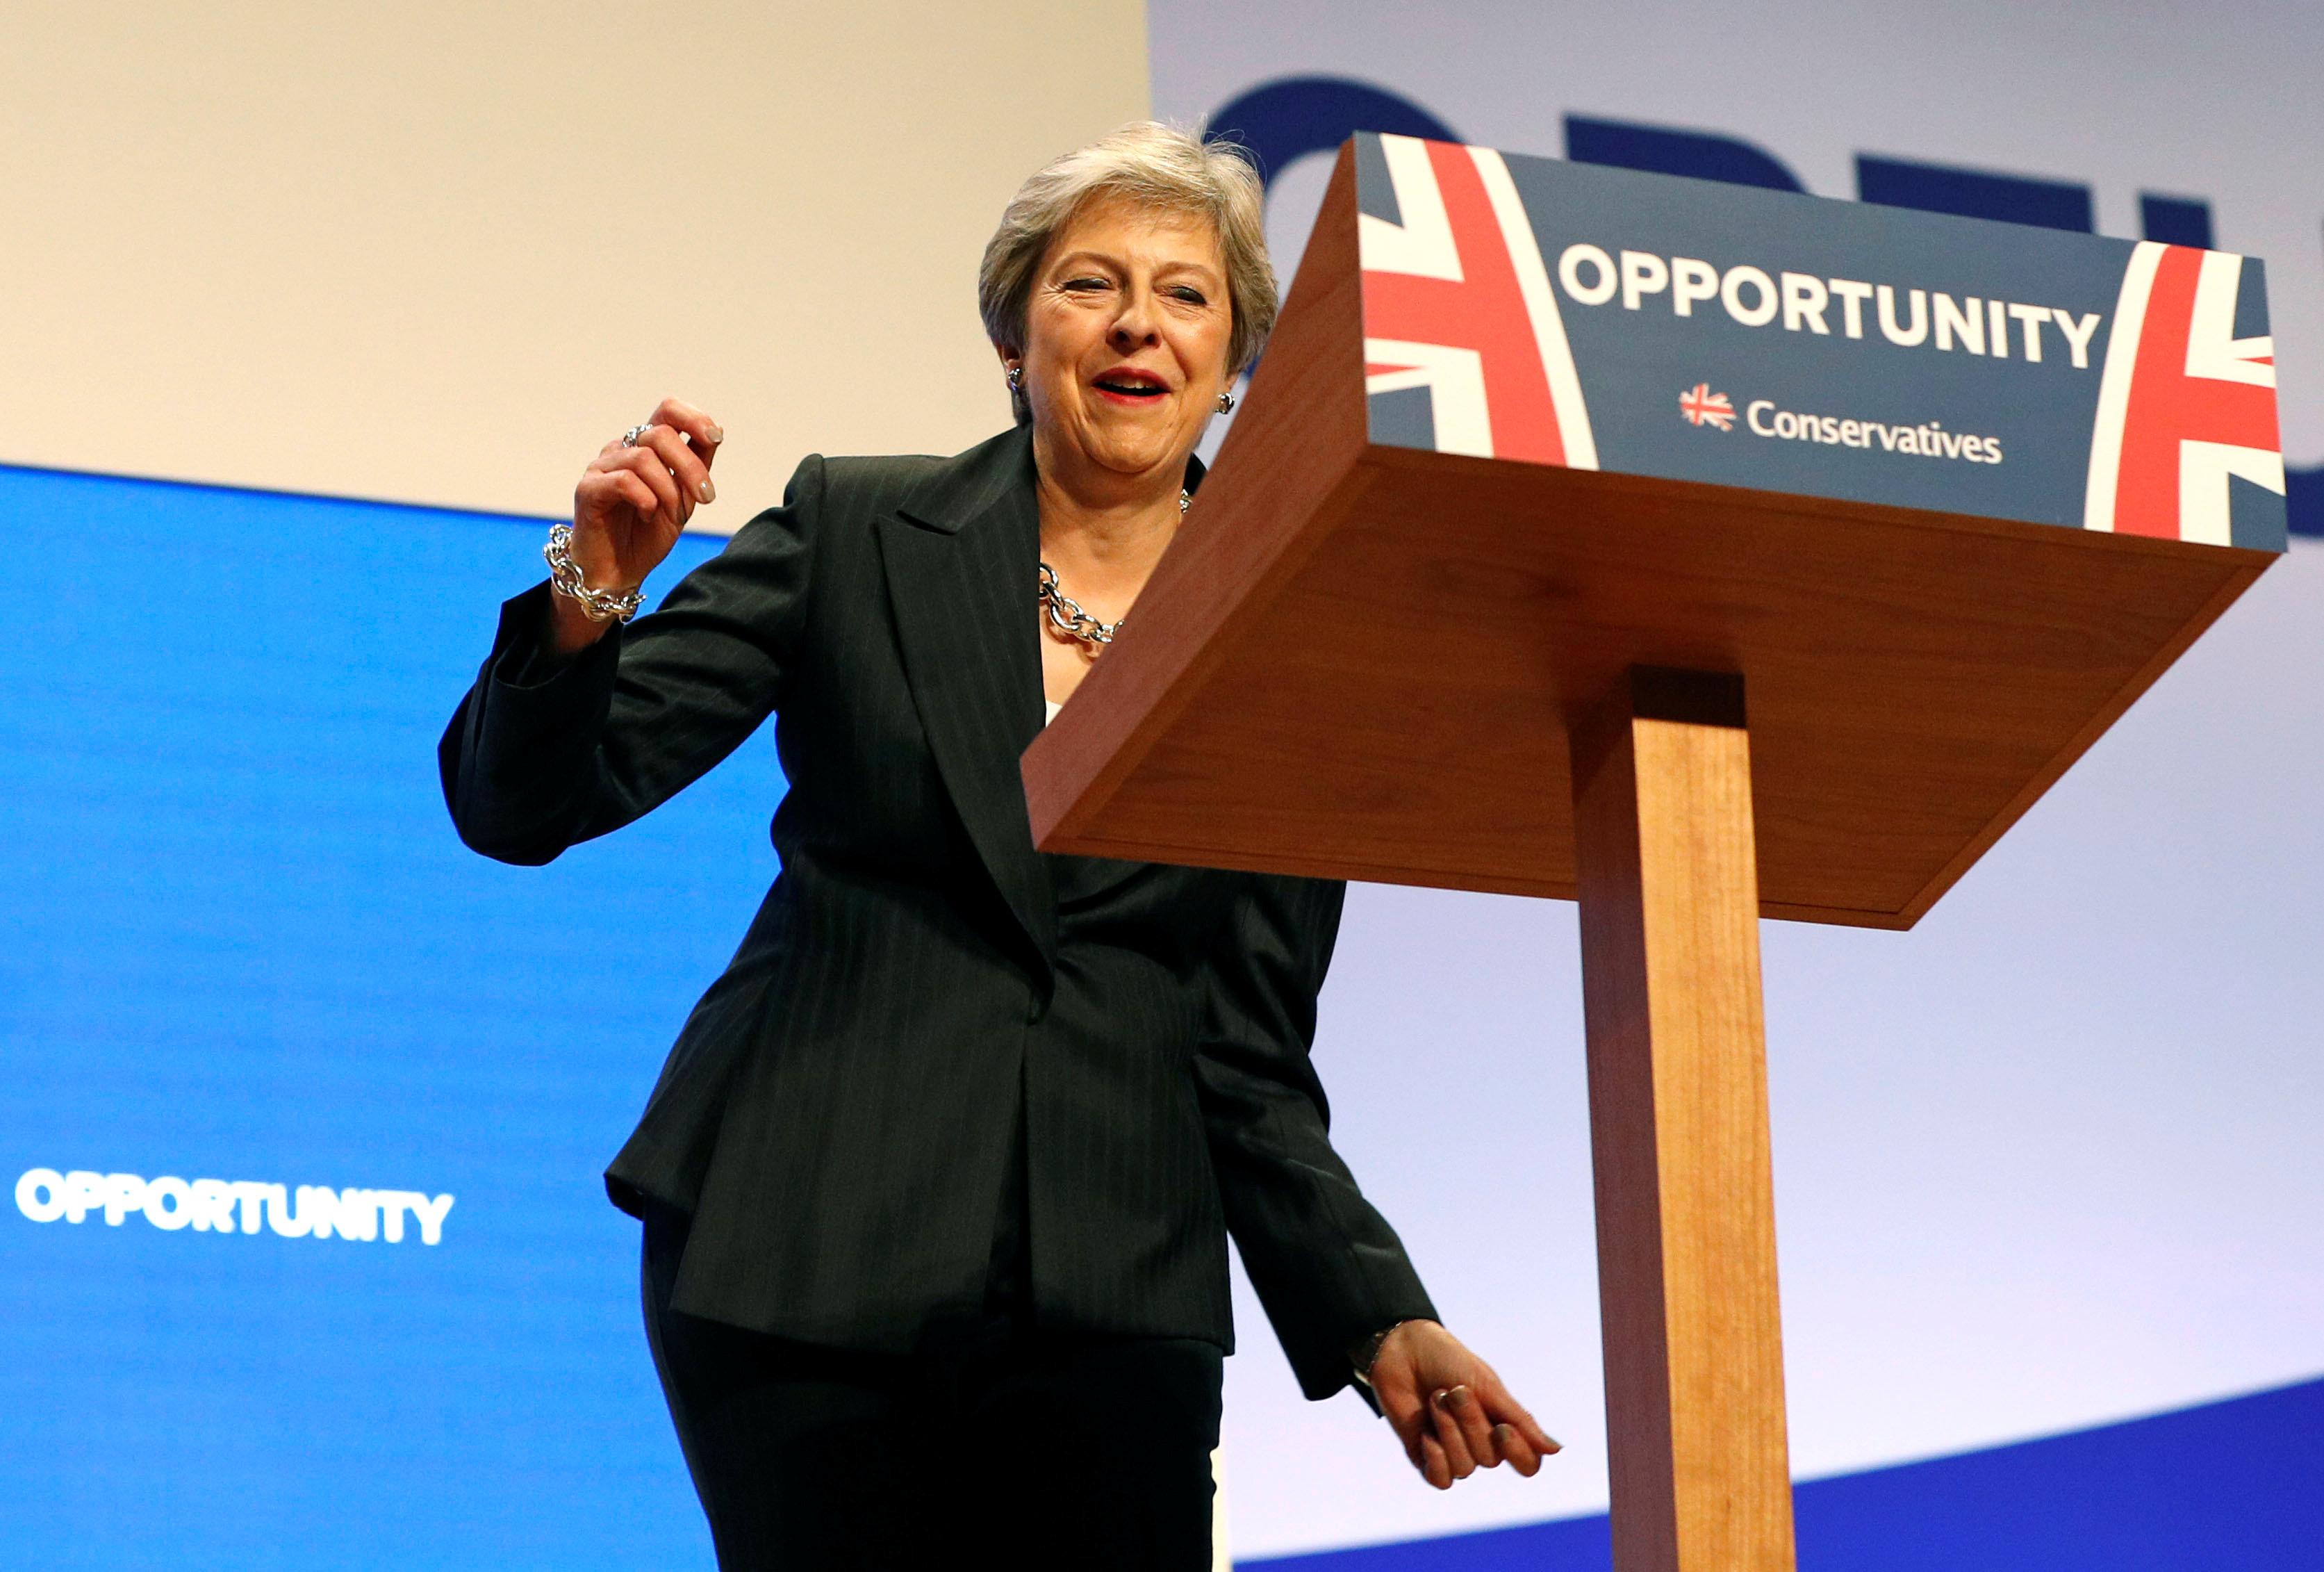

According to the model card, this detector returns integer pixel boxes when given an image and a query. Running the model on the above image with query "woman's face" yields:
[1014,197,1234,484]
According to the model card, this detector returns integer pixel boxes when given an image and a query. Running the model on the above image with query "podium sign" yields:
[1023,137,2284,1572]
[1356,134,2284,548]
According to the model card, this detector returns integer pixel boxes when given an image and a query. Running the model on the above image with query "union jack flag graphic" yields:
[2085,241,2282,543]
[1360,136,1597,468]
[1679,384,1736,430]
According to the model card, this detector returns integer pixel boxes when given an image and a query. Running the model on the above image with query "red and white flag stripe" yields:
[1359,135,1597,470]
[2085,241,2282,544]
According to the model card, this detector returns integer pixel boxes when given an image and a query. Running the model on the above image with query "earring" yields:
[1216,388,1237,415]
[1007,364,1023,393]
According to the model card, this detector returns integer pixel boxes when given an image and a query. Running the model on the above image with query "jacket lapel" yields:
[875,427,1058,977]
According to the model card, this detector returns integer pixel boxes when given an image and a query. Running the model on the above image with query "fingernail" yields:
[1430,1389,1451,1409]
[1544,1436,1563,1452]
[698,477,716,503]
[705,424,725,444]
[1447,1385,1472,1409]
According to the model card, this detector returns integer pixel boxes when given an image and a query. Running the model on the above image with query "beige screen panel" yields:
[0,2,1148,530]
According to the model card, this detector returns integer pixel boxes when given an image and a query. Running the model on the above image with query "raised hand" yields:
[1365,1320,1561,1490]
[552,396,724,651]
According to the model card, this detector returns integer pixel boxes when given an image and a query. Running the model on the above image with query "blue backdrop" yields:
[0,464,785,1569]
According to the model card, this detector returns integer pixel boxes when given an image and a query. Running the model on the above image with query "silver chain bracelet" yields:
[543,523,644,623]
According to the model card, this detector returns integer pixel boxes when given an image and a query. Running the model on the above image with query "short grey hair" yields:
[979,121,1276,425]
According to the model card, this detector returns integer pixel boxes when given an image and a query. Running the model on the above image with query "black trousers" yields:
[641,1203,1223,1571]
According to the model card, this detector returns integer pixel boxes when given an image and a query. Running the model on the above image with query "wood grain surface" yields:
[1574,669,1795,1572]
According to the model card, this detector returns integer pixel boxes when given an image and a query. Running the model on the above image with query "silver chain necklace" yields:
[1037,489,1188,650]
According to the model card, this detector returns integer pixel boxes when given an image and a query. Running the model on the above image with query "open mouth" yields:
[1092,371,1169,402]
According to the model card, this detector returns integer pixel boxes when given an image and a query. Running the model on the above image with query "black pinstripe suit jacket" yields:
[438,423,1434,1398]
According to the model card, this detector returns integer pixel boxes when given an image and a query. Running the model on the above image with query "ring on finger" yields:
[621,423,654,448]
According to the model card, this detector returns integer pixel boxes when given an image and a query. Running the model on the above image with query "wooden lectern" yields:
[1024,136,2287,1571]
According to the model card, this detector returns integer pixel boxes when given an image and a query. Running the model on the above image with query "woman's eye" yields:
[1062,277,1112,293]
[1169,288,1210,306]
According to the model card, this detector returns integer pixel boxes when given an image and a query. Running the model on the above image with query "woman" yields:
[440,122,1554,1569]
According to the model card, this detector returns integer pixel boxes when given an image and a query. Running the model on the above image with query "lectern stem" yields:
[1569,668,1796,1572]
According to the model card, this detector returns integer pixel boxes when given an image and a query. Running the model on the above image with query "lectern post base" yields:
[1570,668,1797,1572]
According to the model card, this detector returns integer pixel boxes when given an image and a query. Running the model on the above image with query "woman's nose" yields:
[1109,291,1162,350]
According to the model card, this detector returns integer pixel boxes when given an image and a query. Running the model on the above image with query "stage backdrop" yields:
[1150,0,2324,1562]
[6,3,2323,1569]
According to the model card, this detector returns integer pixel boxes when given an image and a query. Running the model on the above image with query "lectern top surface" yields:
[1022,138,2284,928]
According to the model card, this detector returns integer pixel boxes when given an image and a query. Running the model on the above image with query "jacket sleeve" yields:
[1195,872,1439,1401]
[437,456,823,865]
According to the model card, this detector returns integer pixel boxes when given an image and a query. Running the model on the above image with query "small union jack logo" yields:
[1680,383,1735,430]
